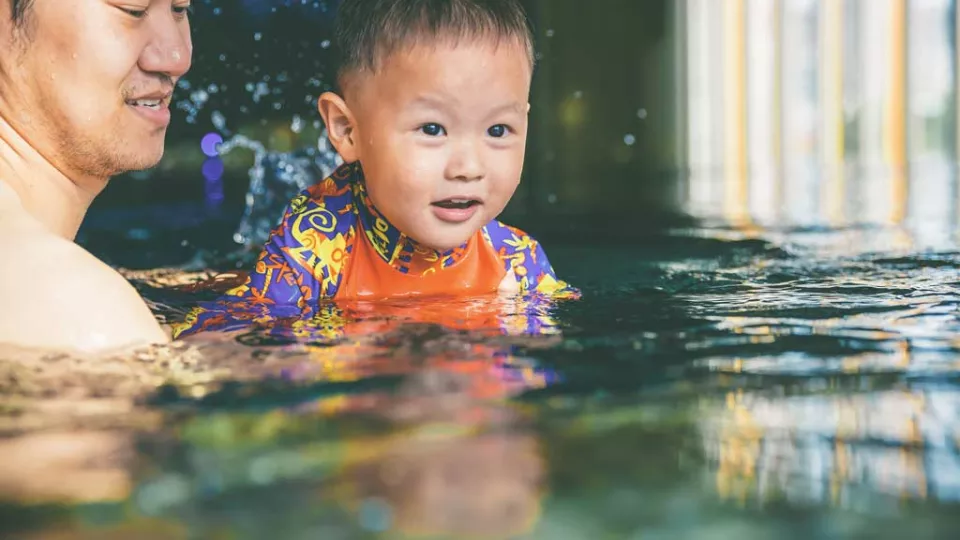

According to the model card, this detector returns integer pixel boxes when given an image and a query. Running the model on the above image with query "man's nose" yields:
[446,138,485,181]
[139,15,193,78]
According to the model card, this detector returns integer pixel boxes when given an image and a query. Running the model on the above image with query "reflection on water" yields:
[5,171,960,537]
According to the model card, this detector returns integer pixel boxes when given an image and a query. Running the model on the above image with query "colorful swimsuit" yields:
[173,161,577,340]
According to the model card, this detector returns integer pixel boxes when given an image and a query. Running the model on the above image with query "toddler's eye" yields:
[488,124,510,138]
[419,123,446,136]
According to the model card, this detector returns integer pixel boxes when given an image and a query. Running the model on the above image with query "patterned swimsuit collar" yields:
[346,162,469,275]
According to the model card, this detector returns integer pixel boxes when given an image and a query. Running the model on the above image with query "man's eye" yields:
[173,4,193,16]
[488,124,510,138]
[120,7,147,18]
[419,123,446,137]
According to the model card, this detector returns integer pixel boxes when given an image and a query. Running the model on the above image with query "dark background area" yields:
[81,0,683,269]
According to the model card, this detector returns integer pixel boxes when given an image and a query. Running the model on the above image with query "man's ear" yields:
[318,92,360,162]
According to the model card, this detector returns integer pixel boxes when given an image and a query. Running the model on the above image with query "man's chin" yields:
[114,146,165,175]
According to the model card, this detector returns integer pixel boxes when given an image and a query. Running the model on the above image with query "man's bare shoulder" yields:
[0,223,169,354]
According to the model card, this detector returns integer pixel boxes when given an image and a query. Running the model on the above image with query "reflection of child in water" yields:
[326,369,546,538]
[340,431,544,538]
[175,0,577,341]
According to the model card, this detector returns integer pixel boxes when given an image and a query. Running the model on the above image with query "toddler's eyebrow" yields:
[407,96,525,116]
[486,102,526,116]
[408,95,449,110]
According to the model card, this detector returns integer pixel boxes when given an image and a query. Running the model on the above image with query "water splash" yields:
[217,131,342,247]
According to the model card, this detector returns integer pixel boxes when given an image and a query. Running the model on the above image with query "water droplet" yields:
[623,134,636,146]
[211,111,227,131]
[545,29,555,37]
[254,32,262,41]
[573,90,583,99]
[321,40,331,49]
[190,89,209,106]
[291,115,303,133]
[637,108,648,120]
[548,193,558,204]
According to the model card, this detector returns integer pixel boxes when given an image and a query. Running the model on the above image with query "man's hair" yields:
[333,0,534,87]
[11,0,33,25]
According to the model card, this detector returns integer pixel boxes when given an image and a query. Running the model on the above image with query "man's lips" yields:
[125,91,173,126]
[125,91,172,108]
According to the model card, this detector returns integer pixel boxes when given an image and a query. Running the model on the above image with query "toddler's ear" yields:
[318,92,359,162]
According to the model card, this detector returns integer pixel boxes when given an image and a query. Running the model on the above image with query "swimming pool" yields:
[2,163,959,539]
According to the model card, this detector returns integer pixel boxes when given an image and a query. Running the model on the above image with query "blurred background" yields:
[81,0,960,265]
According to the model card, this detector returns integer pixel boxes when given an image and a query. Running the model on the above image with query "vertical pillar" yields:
[723,0,750,224]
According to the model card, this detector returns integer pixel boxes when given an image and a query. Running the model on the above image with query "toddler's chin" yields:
[417,232,474,252]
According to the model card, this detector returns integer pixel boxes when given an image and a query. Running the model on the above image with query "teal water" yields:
[3,211,960,538]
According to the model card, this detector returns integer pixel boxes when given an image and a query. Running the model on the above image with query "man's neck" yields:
[0,115,105,240]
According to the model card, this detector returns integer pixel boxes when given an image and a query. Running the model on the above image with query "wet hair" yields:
[333,0,535,88]
[11,0,33,25]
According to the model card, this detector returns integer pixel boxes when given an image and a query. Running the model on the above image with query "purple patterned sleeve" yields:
[482,220,580,298]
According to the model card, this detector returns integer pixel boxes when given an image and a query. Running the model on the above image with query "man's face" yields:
[346,39,532,251]
[0,0,192,181]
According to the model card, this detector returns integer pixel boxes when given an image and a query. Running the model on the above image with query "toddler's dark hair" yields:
[333,0,534,87]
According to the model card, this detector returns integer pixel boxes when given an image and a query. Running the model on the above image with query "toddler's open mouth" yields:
[432,198,480,210]
[431,197,483,223]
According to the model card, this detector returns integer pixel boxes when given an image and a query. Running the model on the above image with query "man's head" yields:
[319,0,535,251]
[0,0,193,184]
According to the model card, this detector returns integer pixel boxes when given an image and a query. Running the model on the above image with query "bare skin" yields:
[0,0,192,353]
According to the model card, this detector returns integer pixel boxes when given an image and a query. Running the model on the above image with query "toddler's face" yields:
[346,38,531,250]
